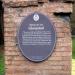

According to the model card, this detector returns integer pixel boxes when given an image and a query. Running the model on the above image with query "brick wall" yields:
[3,0,72,75]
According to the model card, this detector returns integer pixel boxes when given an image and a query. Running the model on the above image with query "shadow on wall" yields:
[71,2,75,59]
[71,2,75,35]
[0,1,5,75]
[0,1,4,46]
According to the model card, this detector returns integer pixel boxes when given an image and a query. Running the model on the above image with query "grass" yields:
[72,37,75,75]
[0,46,5,75]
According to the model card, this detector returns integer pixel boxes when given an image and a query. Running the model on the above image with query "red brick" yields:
[3,1,72,75]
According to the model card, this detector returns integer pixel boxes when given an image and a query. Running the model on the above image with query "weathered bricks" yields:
[3,0,72,75]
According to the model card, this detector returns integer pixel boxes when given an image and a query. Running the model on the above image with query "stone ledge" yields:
[2,0,73,8]
[43,3,73,13]
[3,3,72,13]
[64,0,74,3]
[3,1,38,7]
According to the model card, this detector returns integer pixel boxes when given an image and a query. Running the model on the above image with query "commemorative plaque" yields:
[17,12,56,62]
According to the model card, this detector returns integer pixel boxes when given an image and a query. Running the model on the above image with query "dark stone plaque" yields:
[17,12,56,62]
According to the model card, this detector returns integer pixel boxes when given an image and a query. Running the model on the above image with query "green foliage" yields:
[72,37,75,75]
[72,37,75,59]
[0,50,5,75]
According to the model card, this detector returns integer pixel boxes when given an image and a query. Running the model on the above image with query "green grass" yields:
[0,47,5,75]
